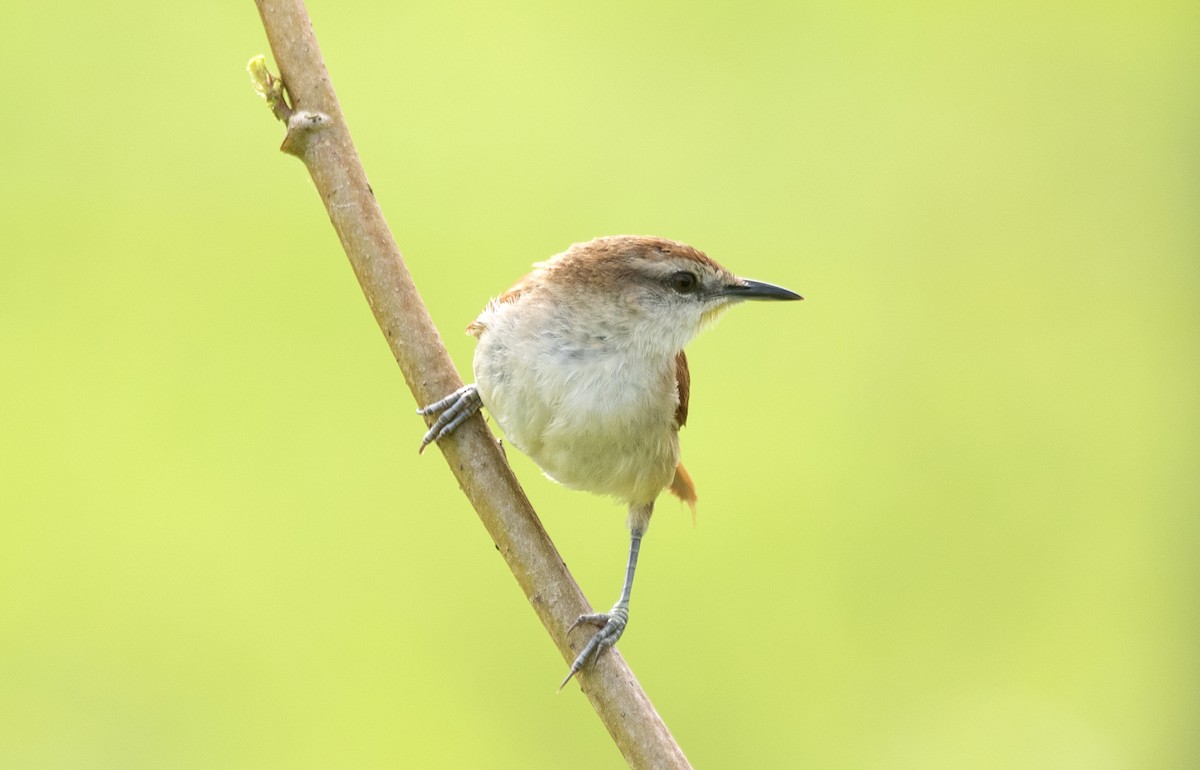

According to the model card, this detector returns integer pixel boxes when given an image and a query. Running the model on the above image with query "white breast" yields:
[472,297,681,506]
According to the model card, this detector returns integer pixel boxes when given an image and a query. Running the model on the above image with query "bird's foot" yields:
[559,604,629,690]
[417,384,482,453]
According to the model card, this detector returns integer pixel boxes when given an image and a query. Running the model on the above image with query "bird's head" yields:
[533,235,803,354]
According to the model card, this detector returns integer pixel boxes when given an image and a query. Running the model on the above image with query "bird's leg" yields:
[560,519,647,690]
[416,384,482,453]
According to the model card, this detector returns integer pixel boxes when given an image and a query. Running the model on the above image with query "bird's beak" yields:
[723,278,804,301]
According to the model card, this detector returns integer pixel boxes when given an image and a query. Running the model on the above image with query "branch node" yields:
[280,109,332,156]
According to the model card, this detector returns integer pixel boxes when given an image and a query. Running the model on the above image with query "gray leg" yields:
[417,384,482,453]
[560,526,645,690]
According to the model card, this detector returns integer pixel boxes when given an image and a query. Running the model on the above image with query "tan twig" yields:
[248,2,691,767]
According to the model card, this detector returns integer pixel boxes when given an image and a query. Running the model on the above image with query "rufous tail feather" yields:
[668,463,698,526]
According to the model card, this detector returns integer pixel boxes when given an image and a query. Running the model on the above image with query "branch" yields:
[249,2,691,767]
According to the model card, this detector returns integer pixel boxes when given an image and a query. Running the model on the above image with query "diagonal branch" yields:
[249,2,691,767]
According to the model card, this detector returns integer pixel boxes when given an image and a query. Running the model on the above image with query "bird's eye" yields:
[670,271,699,294]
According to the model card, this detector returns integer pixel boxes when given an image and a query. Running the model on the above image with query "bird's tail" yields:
[668,462,698,525]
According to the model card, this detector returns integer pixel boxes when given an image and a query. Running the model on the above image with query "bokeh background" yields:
[2,1,1197,767]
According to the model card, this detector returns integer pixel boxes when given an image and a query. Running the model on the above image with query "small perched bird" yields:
[418,235,802,688]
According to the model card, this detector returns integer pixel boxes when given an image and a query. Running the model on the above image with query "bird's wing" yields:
[674,350,690,428]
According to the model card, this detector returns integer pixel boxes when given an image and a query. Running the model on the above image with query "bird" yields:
[417,235,802,688]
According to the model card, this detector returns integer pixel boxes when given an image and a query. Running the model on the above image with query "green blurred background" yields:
[2,1,1197,767]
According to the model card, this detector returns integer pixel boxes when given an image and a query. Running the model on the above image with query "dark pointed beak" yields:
[722,278,804,301]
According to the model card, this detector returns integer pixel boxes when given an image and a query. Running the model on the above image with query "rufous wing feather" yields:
[674,351,690,428]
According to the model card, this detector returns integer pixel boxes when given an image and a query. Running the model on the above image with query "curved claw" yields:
[417,384,482,453]
[566,613,610,635]
[558,607,628,691]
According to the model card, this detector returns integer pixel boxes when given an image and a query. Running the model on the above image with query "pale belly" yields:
[474,335,680,506]
[530,412,680,505]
